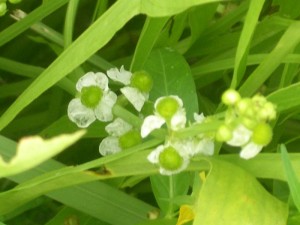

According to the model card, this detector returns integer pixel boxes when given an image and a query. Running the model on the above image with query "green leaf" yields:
[231,0,265,88]
[130,17,170,71]
[0,131,85,178]
[144,48,198,119]
[267,82,300,113]
[150,173,190,215]
[193,159,288,225]
[239,21,300,96]
[277,0,300,19]
[280,144,300,212]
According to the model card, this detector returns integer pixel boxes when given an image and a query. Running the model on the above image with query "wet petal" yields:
[107,66,132,85]
[105,118,132,137]
[194,138,214,156]
[147,145,164,164]
[194,113,205,123]
[94,91,117,122]
[121,87,147,111]
[67,98,96,128]
[226,125,252,147]
[170,108,186,130]
[141,115,165,138]
[76,72,108,92]
[240,142,263,160]
[99,136,121,156]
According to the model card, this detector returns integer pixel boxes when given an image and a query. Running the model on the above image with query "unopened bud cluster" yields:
[216,89,276,159]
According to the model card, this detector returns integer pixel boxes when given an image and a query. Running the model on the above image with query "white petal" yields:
[121,87,147,111]
[141,115,165,138]
[147,145,164,164]
[170,108,186,130]
[67,98,96,128]
[240,142,263,160]
[194,138,214,156]
[94,91,117,122]
[99,136,121,156]
[194,113,205,123]
[105,118,132,137]
[226,125,252,147]
[76,72,109,92]
[107,66,132,85]
[154,95,183,110]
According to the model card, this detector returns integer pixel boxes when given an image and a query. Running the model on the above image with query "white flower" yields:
[148,143,189,175]
[68,72,117,128]
[141,96,186,138]
[172,137,214,157]
[99,118,133,156]
[107,66,149,111]
[239,142,263,160]
[226,125,252,146]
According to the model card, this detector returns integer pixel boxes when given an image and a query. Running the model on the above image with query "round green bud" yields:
[130,71,153,93]
[241,117,257,130]
[251,123,273,146]
[119,130,142,149]
[236,98,254,117]
[221,89,241,106]
[9,0,22,4]
[80,86,103,108]
[156,97,180,120]
[216,124,232,142]
[159,146,183,171]
[0,2,7,16]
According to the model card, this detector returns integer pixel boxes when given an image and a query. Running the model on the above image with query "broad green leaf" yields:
[0,0,225,131]
[267,82,300,113]
[136,218,177,225]
[231,0,265,88]
[144,48,198,119]
[193,159,288,225]
[0,131,85,178]
[239,21,300,96]
[280,144,300,212]
[150,173,190,215]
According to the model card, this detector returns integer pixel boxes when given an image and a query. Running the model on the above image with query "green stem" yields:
[166,175,175,218]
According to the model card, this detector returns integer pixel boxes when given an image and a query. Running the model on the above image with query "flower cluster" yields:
[141,96,214,175]
[67,68,277,175]
[216,89,276,159]
[68,67,152,128]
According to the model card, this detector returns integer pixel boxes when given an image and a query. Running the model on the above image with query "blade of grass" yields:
[0,0,69,47]
[230,0,265,88]
[64,0,79,48]
[130,16,170,71]
[280,144,300,212]
[239,21,300,96]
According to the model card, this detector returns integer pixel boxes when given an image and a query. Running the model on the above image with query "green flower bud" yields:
[130,71,153,93]
[221,89,241,106]
[216,124,232,142]
[236,98,254,117]
[9,0,22,4]
[241,117,257,130]
[0,2,7,16]
[159,146,183,171]
[119,130,142,149]
[156,97,180,120]
[80,86,103,108]
[251,123,272,146]
[258,102,276,121]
